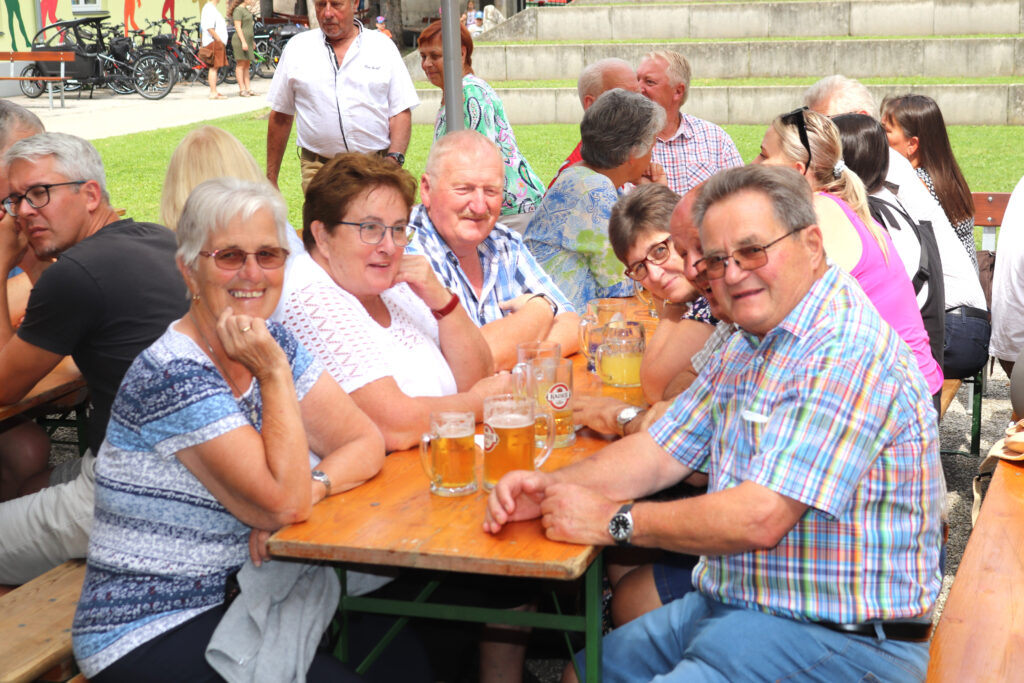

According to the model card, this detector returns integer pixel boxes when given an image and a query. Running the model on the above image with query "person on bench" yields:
[486,165,944,682]
[0,133,187,585]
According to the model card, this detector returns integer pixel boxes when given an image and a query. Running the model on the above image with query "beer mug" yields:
[632,280,659,319]
[580,319,647,372]
[419,411,478,497]
[585,297,630,325]
[482,394,555,490]
[596,337,645,388]
[517,340,561,364]
[512,357,575,449]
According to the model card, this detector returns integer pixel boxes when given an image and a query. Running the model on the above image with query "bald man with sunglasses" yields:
[0,133,187,585]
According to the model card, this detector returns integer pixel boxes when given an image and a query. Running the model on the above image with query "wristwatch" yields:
[608,502,635,546]
[615,405,644,436]
[527,292,558,317]
[432,288,461,320]
[385,152,405,166]
[311,469,331,496]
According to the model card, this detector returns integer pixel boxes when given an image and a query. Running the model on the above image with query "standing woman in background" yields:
[200,0,229,99]
[228,0,256,97]
[881,94,977,271]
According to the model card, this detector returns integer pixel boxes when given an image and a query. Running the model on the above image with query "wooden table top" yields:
[268,353,646,580]
[926,457,1024,681]
[0,357,85,423]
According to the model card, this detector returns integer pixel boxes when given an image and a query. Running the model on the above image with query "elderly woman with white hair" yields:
[72,178,384,682]
[524,88,665,311]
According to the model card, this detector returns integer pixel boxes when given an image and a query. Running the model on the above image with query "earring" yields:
[192,293,200,303]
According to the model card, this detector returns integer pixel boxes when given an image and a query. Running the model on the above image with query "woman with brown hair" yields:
[227,0,256,96]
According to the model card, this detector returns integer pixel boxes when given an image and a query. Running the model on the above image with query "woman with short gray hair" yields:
[524,88,666,310]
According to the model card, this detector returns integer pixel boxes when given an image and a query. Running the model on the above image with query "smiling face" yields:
[669,192,728,320]
[699,190,819,337]
[636,56,683,118]
[624,229,694,304]
[184,208,285,322]
[7,154,98,260]
[420,144,504,256]
[312,184,410,303]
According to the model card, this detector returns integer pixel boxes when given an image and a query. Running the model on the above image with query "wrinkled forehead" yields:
[437,147,503,184]
[698,191,782,255]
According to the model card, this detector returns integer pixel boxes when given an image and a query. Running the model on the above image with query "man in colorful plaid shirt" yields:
[637,50,744,195]
[485,165,943,681]
[407,131,580,370]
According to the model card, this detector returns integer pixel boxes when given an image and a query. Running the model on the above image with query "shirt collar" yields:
[659,112,693,143]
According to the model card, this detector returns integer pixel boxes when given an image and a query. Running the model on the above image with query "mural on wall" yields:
[162,0,175,34]
[124,0,140,33]
[39,0,58,28]
[4,0,31,49]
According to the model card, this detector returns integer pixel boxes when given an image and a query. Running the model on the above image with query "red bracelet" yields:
[432,289,460,320]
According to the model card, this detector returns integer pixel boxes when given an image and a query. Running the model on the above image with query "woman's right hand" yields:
[215,307,288,381]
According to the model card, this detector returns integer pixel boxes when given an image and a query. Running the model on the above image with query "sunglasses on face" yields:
[694,226,806,281]
[198,247,290,270]
[2,180,86,217]
[336,220,414,247]
[624,237,673,281]
[780,107,813,168]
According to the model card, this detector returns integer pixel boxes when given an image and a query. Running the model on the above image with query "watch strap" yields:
[385,151,405,166]
[432,289,460,320]
[527,292,558,317]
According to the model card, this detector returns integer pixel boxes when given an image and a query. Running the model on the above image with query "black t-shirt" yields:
[17,219,188,453]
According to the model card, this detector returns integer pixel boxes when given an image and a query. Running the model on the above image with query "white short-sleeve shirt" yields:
[273,253,457,397]
[266,24,419,156]
[200,2,227,45]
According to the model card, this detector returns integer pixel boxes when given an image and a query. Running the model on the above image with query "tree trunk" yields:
[385,0,404,46]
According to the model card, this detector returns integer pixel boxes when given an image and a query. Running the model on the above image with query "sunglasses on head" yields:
[780,106,813,168]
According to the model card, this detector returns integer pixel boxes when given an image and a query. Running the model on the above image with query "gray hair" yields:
[425,129,502,180]
[608,184,680,263]
[4,132,109,202]
[176,177,289,268]
[580,89,665,169]
[803,74,877,119]
[0,101,43,153]
[693,165,816,236]
[643,50,692,104]
[577,58,633,107]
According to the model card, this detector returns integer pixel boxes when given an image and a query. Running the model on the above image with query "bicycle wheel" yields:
[133,52,175,100]
[18,64,45,98]
[104,62,136,95]
[255,43,280,79]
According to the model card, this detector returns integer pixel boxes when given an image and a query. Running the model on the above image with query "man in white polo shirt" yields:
[266,0,419,190]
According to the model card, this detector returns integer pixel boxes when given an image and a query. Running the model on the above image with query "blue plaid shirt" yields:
[406,205,575,326]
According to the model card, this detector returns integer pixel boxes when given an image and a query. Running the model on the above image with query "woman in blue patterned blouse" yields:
[72,178,384,681]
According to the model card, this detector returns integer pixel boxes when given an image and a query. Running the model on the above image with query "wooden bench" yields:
[0,560,86,683]
[0,51,76,110]
[926,458,1024,680]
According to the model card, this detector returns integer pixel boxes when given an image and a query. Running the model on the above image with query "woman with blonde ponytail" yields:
[754,107,943,401]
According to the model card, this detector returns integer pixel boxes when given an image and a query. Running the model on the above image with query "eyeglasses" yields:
[198,247,290,270]
[2,181,86,217]
[336,220,414,246]
[695,226,806,281]
[624,237,673,281]
[780,107,812,168]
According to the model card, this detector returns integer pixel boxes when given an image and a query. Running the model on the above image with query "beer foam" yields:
[487,413,534,429]
[437,424,474,438]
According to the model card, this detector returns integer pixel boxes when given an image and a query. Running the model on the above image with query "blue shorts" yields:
[575,591,930,682]
[652,553,698,605]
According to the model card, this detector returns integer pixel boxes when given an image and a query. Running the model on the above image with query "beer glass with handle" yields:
[482,394,555,490]
[419,411,478,496]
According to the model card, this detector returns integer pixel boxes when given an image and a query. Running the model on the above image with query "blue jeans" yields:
[575,592,930,682]
[943,307,991,380]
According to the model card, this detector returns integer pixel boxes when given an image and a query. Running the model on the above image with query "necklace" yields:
[188,310,260,425]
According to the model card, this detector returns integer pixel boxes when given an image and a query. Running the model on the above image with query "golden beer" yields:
[420,412,477,496]
[483,414,536,489]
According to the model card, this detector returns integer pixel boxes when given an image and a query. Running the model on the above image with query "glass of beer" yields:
[596,337,645,388]
[512,357,575,449]
[580,319,646,373]
[482,394,555,490]
[419,411,478,497]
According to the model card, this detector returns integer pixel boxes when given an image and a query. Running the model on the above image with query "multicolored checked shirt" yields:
[653,112,744,196]
[649,265,944,624]
[406,205,576,326]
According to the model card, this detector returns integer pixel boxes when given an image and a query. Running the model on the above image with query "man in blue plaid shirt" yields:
[407,131,579,369]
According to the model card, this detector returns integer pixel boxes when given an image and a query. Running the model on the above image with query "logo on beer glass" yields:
[483,423,498,452]
[546,383,571,410]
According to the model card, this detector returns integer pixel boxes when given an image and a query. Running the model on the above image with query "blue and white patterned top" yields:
[72,322,321,678]
[523,165,633,311]
[406,204,575,325]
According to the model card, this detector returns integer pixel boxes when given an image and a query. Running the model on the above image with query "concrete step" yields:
[406,36,1024,81]
[480,0,1024,42]
[410,82,1024,126]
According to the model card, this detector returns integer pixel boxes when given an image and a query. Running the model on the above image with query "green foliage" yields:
[94,110,1024,236]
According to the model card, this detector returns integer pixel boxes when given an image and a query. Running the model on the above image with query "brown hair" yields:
[302,152,416,251]
[418,20,474,70]
[880,94,973,227]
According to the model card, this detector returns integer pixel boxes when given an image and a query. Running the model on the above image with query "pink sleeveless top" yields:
[819,192,944,394]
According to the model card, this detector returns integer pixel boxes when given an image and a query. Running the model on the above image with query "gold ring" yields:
[240,325,252,333]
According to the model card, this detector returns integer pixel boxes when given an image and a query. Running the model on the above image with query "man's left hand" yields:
[638,161,667,186]
[540,482,621,545]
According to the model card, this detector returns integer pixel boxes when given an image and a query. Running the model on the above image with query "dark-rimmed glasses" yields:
[695,226,807,281]
[625,237,672,281]
[336,220,414,246]
[2,181,86,218]
[198,247,290,270]
[780,107,812,168]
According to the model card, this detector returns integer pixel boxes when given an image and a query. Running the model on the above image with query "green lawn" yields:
[95,109,1024,234]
